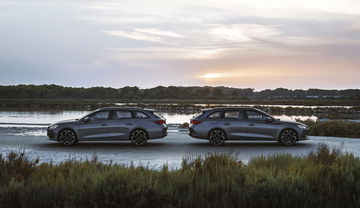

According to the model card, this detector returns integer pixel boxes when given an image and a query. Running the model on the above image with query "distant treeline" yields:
[0,84,359,100]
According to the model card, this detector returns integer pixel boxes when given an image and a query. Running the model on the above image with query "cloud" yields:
[209,24,282,43]
[1,0,360,89]
[134,28,183,38]
[108,47,230,60]
[103,30,163,43]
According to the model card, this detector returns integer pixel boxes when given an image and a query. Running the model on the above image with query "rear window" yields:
[192,112,204,119]
[153,112,163,119]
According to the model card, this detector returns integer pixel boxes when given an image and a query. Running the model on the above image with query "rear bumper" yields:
[188,127,205,139]
[149,126,168,139]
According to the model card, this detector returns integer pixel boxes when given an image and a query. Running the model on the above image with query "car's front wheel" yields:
[58,129,78,146]
[279,129,298,145]
[130,129,148,146]
[208,129,226,146]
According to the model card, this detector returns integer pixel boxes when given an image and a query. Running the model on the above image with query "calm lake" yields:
[0,110,318,126]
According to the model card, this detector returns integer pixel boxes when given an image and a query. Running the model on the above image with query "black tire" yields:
[58,129,77,146]
[208,129,226,146]
[130,129,148,146]
[278,129,298,145]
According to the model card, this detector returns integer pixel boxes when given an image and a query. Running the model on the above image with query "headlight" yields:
[297,124,308,129]
[48,124,59,130]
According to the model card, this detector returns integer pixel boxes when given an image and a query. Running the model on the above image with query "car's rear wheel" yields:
[279,129,298,145]
[208,129,226,146]
[58,129,77,146]
[130,129,148,146]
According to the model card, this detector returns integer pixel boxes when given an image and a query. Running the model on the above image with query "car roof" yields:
[96,107,154,112]
[201,107,260,112]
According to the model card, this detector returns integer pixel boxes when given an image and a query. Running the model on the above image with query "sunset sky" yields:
[0,0,359,89]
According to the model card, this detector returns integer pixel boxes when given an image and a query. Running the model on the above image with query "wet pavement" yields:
[0,131,359,169]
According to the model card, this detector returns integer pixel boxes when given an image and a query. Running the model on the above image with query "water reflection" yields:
[0,110,332,126]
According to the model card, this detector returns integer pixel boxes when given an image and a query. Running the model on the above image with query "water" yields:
[0,110,319,126]
[192,104,353,109]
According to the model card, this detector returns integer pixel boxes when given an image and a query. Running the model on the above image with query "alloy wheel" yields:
[208,129,226,146]
[58,129,77,146]
[130,129,148,146]
[279,129,298,145]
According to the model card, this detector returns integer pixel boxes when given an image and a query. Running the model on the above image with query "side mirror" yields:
[265,117,274,122]
[83,117,90,123]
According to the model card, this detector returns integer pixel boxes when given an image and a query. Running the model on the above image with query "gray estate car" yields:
[188,107,310,145]
[47,107,167,146]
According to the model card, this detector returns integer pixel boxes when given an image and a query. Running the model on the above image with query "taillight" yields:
[191,120,201,125]
[154,120,166,125]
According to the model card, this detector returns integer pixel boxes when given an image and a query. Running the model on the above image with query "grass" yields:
[301,119,360,138]
[0,145,360,207]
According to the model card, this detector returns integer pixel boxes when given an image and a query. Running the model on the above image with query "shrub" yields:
[0,146,360,207]
[301,119,360,138]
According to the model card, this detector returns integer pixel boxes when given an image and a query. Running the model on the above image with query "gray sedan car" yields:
[47,107,167,146]
[188,107,310,145]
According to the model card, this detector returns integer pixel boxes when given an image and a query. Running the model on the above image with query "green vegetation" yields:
[301,119,360,138]
[1,145,360,207]
[1,84,360,101]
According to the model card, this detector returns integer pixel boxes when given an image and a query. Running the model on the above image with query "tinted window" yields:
[114,111,132,119]
[153,112,163,119]
[246,110,267,121]
[224,111,244,119]
[193,112,204,119]
[207,111,223,119]
[88,111,110,121]
[133,111,149,118]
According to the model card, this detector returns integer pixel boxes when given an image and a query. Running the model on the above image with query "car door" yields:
[105,110,133,139]
[77,110,112,140]
[243,110,278,140]
[223,110,248,140]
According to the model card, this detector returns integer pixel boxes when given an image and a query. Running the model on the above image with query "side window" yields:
[224,111,244,119]
[133,111,149,118]
[88,111,110,121]
[246,110,266,121]
[207,111,223,119]
[114,111,132,119]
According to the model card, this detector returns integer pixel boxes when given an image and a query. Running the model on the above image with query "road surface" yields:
[1,130,359,169]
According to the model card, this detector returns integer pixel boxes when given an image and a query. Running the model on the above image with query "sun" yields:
[201,73,225,79]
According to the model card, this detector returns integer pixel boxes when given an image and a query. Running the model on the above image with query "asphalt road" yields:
[1,131,360,168]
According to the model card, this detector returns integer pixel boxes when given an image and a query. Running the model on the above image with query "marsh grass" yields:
[301,119,360,138]
[0,145,360,207]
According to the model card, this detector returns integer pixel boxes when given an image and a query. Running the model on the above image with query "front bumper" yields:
[299,129,310,140]
[47,129,57,140]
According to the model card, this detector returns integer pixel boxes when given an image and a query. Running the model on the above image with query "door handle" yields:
[126,123,132,126]
[248,123,255,126]
[224,122,230,126]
